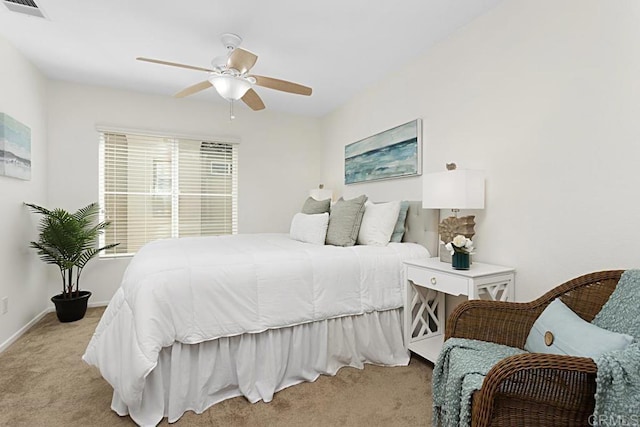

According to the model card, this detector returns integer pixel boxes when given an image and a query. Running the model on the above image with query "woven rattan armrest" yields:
[471,353,598,427]
[445,300,546,348]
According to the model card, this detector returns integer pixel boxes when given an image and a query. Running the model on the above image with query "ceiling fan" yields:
[136,33,312,112]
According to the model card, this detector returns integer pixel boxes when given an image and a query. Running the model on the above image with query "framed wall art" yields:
[0,113,31,180]
[345,119,422,185]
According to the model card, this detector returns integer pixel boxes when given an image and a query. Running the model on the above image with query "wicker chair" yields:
[445,270,624,427]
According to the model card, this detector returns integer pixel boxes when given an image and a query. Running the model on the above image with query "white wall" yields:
[47,81,322,303]
[0,36,49,347]
[321,0,640,302]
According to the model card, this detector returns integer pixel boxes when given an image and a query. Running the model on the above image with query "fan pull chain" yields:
[229,100,236,121]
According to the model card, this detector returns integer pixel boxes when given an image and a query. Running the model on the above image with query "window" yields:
[98,130,238,256]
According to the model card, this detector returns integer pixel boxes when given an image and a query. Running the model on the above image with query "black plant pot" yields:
[51,291,92,323]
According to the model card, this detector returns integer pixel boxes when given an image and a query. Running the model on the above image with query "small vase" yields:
[452,251,470,270]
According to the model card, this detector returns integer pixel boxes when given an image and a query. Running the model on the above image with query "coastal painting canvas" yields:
[345,119,422,184]
[0,113,31,180]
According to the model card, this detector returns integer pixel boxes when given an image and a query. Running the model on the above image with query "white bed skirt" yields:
[111,308,409,426]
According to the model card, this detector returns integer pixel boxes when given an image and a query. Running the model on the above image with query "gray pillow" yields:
[325,195,368,246]
[390,201,410,243]
[301,197,331,214]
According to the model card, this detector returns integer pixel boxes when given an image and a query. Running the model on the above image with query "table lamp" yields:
[422,163,485,262]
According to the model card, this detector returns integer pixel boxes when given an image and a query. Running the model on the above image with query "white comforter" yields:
[83,233,428,409]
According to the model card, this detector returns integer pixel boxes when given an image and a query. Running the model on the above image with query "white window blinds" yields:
[99,131,238,256]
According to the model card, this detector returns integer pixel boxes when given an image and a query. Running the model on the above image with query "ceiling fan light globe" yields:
[208,75,251,101]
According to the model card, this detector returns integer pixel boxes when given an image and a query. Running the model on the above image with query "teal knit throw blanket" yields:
[591,269,640,427]
[432,338,525,427]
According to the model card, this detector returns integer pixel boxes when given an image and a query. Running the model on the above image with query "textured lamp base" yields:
[438,215,476,244]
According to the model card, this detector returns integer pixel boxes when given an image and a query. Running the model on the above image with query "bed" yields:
[83,202,438,426]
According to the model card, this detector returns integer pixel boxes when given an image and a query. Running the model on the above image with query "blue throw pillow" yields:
[390,201,410,243]
[524,299,633,359]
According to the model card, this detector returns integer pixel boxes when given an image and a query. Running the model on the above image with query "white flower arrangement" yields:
[443,234,474,255]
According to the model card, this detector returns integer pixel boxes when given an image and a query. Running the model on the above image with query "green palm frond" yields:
[76,243,119,269]
[29,241,68,267]
[73,202,97,217]
[25,203,53,217]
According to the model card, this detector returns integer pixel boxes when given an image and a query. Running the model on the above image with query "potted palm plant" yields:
[26,202,119,322]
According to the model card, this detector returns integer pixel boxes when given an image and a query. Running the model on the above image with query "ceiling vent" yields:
[2,0,46,18]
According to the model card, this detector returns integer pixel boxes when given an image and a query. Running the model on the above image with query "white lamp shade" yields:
[209,75,251,101]
[422,169,485,209]
[309,188,333,201]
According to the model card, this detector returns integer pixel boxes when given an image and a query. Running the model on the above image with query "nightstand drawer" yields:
[406,266,469,296]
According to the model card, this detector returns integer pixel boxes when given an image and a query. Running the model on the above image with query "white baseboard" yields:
[0,307,51,353]
[0,301,109,353]
[88,300,109,308]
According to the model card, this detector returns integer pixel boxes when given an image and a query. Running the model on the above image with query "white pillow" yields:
[289,212,329,245]
[357,201,401,246]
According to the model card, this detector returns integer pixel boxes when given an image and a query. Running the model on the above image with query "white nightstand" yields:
[403,258,515,363]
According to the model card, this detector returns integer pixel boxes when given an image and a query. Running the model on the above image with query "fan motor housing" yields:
[220,33,242,51]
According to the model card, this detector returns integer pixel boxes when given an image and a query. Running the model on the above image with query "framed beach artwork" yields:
[0,113,31,180]
[345,119,422,184]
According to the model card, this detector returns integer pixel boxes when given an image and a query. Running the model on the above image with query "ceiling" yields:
[0,0,502,117]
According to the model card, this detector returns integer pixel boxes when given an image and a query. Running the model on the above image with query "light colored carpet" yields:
[0,307,433,426]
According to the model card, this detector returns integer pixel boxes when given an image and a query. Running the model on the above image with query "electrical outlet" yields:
[0,297,7,315]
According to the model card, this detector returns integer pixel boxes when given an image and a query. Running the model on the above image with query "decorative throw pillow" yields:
[301,197,331,214]
[390,201,410,243]
[524,299,633,359]
[325,195,368,246]
[357,201,402,246]
[289,213,329,245]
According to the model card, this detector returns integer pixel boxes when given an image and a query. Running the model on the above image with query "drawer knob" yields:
[430,277,437,285]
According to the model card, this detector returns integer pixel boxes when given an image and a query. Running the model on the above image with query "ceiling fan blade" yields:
[136,57,214,73]
[227,48,258,74]
[251,75,312,96]
[241,89,266,111]
[174,80,213,98]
